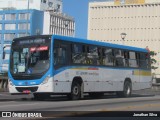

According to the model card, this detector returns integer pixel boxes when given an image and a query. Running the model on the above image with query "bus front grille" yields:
[15,87,38,92]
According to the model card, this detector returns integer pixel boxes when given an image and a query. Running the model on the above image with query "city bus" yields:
[8,35,152,100]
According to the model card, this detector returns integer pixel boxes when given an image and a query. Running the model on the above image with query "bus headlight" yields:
[41,76,50,85]
[8,79,14,86]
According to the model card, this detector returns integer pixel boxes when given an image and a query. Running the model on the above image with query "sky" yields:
[63,0,91,39]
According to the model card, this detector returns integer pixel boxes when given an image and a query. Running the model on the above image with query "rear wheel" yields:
[117,81,132,98]
[68,82,81,100]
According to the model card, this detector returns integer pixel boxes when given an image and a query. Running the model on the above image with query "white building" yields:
[0,0,62,12]
[43,11,75,37]
[88,0,160,75]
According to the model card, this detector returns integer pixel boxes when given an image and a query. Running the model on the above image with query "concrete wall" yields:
[88,2,160,75]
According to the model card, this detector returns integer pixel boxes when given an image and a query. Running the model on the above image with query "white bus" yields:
[8,35,152,100]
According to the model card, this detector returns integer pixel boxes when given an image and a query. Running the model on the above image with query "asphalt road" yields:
[0,90,160,119]
[0,94,160,111]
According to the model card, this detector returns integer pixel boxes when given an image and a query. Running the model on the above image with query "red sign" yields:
[23,90,31,94]
[30,46,48,52]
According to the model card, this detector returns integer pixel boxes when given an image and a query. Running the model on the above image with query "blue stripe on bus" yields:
[52,35,148,53]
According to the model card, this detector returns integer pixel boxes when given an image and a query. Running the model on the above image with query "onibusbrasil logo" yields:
[2,112,42,118]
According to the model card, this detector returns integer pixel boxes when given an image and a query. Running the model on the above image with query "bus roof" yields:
[12,35,147,53]
[52,35,148,53]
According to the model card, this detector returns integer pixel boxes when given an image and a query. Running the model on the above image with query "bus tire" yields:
[117,81,132,98]
[68,82,81,100]
[89,92,104,99]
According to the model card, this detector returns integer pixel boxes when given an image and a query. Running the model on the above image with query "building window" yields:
[42,0,46,3]
[0,15,3,20]
[18,33,27,37]
[4,33,15,41]
[0,24,2,30]
[5,14,16,20]
[5,24,16,30]
[19,13,28,20]
[18,23,30,30]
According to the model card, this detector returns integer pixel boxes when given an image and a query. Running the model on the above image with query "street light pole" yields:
[121,33,127,45]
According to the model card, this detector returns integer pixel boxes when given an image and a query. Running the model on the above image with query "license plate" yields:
[23,90,31,94]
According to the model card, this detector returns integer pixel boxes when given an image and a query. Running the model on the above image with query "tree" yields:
[150,51,158,71]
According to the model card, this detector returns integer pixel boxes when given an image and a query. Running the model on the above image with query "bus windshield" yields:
[10,37,51,75]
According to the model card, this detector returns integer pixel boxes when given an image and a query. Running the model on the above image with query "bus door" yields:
[54,41,70,69]
[53,41,71,92]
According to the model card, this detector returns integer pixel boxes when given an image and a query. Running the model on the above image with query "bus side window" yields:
[124,51,129,67]
[136,53,140,67]
[103,48,114,66]
[145,53,151,69]
[101,48,105,65]
[85,46,90,64]
[114,49,124,67]
[98,48,102,65]
[139,53,147,68]
[54,47,67,66]
[129,51,138,68]
[87,46,99,65]
[72,44,85,64]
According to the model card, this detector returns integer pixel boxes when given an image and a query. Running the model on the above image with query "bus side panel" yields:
[53,81,71,93]
[37,77,54,92]
[53,69,72,93]
[100,68,123,91]
[83,82,95,92]
[139,70,152,89]
[130,69,140,90]
[132,70,152,90]
[53,67,152,93]
[70,68,96,92]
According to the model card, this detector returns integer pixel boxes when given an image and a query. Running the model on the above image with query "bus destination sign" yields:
[18,39,46,45]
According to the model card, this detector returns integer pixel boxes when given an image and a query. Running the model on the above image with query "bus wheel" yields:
[69,82,81,100]
[117,81,132,98]
[89,92,104,99]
